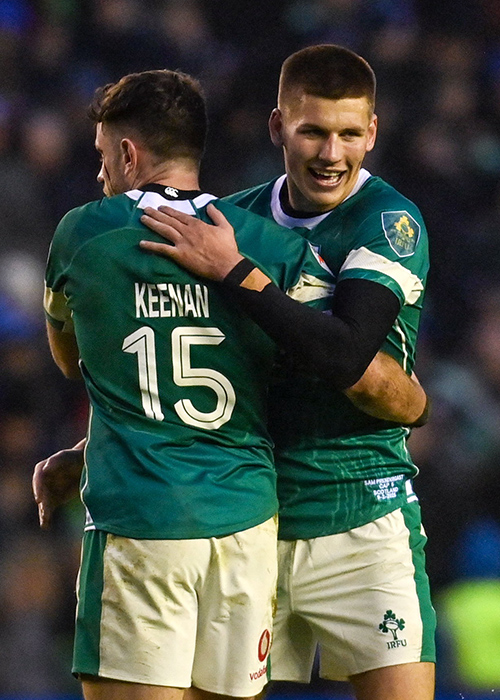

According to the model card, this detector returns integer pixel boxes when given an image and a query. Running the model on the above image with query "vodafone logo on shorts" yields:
[249,629,271,682]
[258,629,271,662]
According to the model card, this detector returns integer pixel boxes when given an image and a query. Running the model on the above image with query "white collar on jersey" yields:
[270,168,372,230]
[125,189,218,216]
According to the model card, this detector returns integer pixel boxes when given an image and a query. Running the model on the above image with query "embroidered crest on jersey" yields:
[381,211,420,258]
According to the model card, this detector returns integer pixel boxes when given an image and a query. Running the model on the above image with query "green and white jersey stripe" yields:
[339,246,424,305]
[224,170,429,539]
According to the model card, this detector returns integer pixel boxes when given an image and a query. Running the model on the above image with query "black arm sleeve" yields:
[224,275,401,390]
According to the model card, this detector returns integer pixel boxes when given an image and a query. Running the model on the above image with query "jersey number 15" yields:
[122,326,236,430]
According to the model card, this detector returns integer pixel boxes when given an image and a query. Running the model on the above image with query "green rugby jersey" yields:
[44,186,333,540]
[223,169,429,539]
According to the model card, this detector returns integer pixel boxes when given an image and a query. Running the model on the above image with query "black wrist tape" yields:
[223,258,257,287]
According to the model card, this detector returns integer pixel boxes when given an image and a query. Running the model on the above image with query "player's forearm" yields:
[224,261,400,390]
[344,356,429,425]
[139,209,396,389]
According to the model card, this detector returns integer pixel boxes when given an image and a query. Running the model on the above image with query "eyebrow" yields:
[299,123,327,131]
[299,122,365,134]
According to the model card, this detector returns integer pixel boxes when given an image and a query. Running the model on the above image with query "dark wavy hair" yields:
[88,69,207,161]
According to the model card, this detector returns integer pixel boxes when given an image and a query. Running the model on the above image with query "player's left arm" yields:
[44,235,81,380]
[139,204,429,425]
[139,204,401,390]
[46,321,81,379]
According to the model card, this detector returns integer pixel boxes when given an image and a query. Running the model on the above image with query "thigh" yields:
[193,516,278,698]
[74,530,211,687]
[350,661,435,700]
[82,677,186,700]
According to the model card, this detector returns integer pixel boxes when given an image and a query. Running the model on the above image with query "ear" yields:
[366,113,378,153]
[120,138,138,176]
[269,108,284,148]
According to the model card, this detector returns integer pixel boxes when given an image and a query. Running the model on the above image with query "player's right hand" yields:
[140,203,244,281]
[32,448,84,529]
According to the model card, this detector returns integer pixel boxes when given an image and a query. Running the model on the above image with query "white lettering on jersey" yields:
[364,474,404,501]
[134,282,210,318]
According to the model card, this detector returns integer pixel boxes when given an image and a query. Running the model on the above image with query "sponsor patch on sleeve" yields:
[381,211,420,257]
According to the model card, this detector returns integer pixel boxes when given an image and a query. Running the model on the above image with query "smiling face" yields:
[270,92,377,213]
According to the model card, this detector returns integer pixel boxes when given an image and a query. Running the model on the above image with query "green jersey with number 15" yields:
[224,170,429,539]
[44,187,333,540]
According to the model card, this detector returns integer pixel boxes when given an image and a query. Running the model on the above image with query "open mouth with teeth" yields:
[308,168,344,185]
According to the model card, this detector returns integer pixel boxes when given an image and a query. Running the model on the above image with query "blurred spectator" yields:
[157,0,242,106]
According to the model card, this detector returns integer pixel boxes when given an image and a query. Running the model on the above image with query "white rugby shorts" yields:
[73,517,278,696]
[271,502,436,681]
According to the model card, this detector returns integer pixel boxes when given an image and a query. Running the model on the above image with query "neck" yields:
[135,158,200,191]
[280,181,323,218]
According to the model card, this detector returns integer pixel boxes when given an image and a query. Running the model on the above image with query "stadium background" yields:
[0,0,500,697]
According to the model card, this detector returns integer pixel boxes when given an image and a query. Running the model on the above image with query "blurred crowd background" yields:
[1,0,500,697]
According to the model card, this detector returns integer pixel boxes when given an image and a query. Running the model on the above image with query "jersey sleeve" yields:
[338,207,429,307]
[44,206,86,333]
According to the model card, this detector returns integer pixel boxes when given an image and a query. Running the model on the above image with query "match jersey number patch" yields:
[122,326,236,430]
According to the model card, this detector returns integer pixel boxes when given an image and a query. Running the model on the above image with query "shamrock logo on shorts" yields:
[379,610,405,640]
